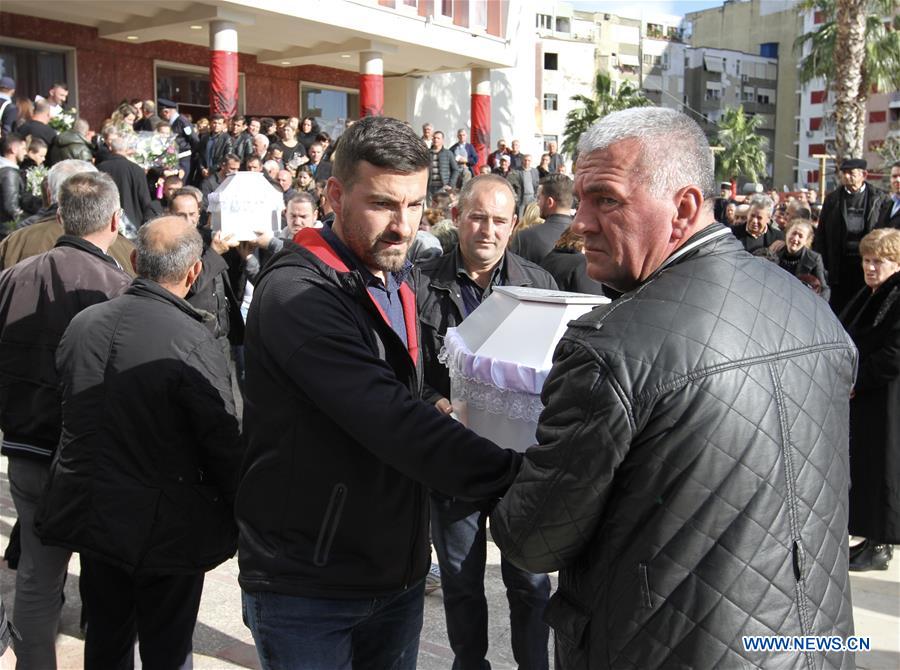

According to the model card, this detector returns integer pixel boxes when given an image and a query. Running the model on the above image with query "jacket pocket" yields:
[314,483,347,567]
[544,590,591,650]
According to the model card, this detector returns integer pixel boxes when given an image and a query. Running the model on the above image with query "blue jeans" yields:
[431,496,550,670]
[241,580,425,670]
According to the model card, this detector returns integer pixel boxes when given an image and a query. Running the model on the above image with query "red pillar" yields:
[359,51,384,117]
[471,68,491,170]
[210,21,238,117]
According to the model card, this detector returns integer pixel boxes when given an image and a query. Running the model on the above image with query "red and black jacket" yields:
[235,227,520,599]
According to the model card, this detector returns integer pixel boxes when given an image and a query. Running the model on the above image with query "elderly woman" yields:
[774,219,830,300]
[734,196,784,253]
[840,228,900,571]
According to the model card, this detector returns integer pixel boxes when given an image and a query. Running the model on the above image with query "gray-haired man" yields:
[0,172,131,668]
[491,107,857,669]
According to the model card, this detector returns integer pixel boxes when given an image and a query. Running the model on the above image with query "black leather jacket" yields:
[0,164,23,225]
[492,225,857,669]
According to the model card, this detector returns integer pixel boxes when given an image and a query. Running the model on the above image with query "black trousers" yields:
[80,556,204,670]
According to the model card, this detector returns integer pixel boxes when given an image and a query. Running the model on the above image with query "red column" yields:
[359,51,384,117]
[471,68,491,170]
[210,21,238,117]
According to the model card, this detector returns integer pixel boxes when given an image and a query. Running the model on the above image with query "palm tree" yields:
[715,106,768,184]
[561,72,650,158]
[795,0,900,162]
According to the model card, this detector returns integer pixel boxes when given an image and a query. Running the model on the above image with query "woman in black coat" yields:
[773,219,830,301]
[538,226,619,298]
[840,228,900,571]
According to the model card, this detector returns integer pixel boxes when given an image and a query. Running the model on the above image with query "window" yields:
[869,110,886,123]
[0,43,74,109]
[809,117,822,131]
[542,93,558,111]
[760,42,778,58]
[742,90,755,102]
[757,93,770,105]
[868,139,884,151]
[536,14,552,30]
[301,84,359,134]
[544,53,558,70]
[808,143,826,157]
[647,23,663,38]
[156,64,210,120]
[555,17,571,33]
[542,135,558,151]
[810,90,827,104]
[813,10,826,24]
[705,87,721,101]
[642,54,661,68]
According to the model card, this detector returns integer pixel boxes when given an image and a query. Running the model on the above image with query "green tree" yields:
[715,106,768,184]
[795,0,900,162]
[561,72,650,158]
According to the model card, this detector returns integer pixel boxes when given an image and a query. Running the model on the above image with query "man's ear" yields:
[110,209,120,235]
[130,249,137,272]
[326,177,342,218]
[185,258,203,288]
[509,212,519,235]
[451,206,459,226]
[670,185,704,243]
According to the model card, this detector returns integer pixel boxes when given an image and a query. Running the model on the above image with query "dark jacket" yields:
[48,129,93,164]
[235,227,521,599]
[815,183,889,287]
[17,119,57,148]
[491,225,857,669]
[308,159,332,183]
[98,154,154,228]
[171,114,198,175]
[197,131,234,176]
[774,245,830,301]
[232,132,254,164]
[841,271,900,544]
[416,247,558,404]
[732,224,784,253]
[133,114,161,133]
[508,213,573,263]
[186,227,244,345]
[0,162,23,226]
[539,247,607,296]
[877,195,900,230]
[429,147,460,192]
[35,278,243,574]
[0,236,130,461]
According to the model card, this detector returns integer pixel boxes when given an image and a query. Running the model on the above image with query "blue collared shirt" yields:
[892,194,900,219]
[319,223,411,349]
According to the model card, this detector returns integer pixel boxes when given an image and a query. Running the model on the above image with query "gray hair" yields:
[109,135,130,154]
[47,159,97,204]
[576,107,716,202]
[254,134,270,149]
[136,218,203,284]
[58,172,120,237]
[748,194,774,212]
[73,118,90,136]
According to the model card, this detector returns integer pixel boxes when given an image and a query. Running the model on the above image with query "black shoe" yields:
[849,539,869,560]
[849,543,893,571]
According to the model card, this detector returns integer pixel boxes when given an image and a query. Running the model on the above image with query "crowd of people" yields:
[0,80,898,670]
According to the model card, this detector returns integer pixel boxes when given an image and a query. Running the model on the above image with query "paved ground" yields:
[1,456,897,669]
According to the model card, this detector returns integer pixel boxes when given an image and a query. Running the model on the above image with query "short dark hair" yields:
[223,153,241,164]
[163,174,183,186]
[539,173,574,209]
[51,82,68,91]
[210,113,225,122]
[0,133,25,156]
[332,116,430,187]
[232,115,246,124]
[893,161,900,170]
[315,131,331,143]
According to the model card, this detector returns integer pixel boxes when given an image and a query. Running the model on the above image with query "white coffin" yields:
[208,172,285,241]
[442,286,608,452]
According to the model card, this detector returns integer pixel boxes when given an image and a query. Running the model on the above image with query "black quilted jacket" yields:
[491,224,857,669]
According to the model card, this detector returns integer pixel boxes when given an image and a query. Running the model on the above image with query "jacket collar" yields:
[646,223,734,282]
[53,234,120,268]
[287,227,420,363]
[125,277,205,322]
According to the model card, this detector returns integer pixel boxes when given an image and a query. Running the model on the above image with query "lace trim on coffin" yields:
[447,368,546,423]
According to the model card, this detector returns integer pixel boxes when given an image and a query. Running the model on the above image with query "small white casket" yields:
[208,172,285,241]
[442,286,609,452]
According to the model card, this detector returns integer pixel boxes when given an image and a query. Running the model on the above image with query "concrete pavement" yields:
[1,457,897,668]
